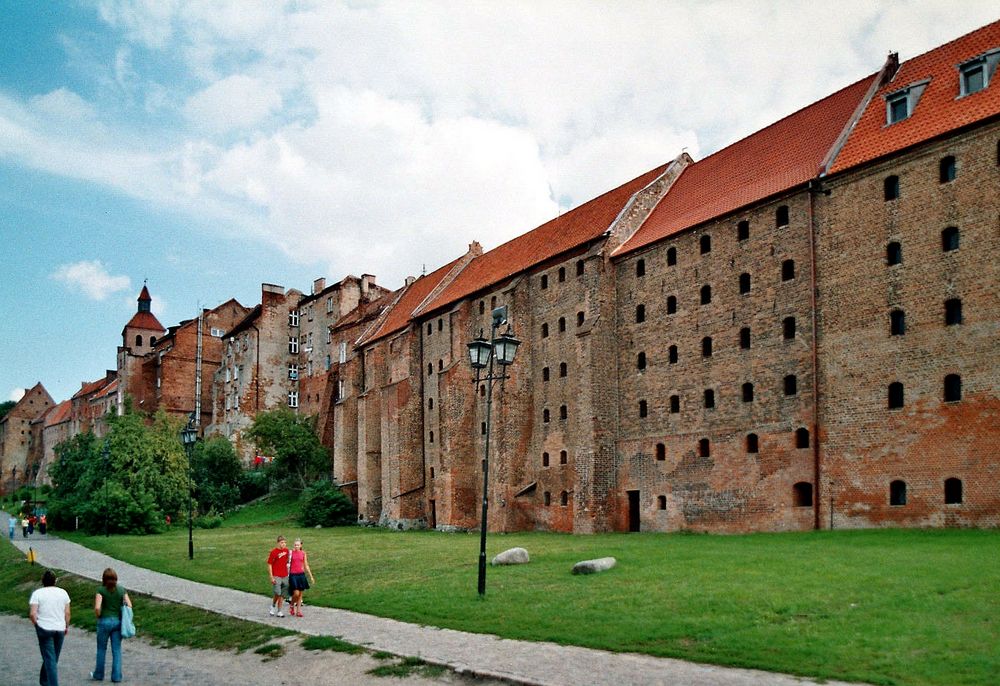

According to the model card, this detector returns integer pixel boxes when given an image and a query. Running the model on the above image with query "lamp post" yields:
[466,306,521,597]
[101,440,110,537]
[180,413,198,561]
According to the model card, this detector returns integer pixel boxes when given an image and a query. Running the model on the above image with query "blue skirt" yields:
[289,573,310,591]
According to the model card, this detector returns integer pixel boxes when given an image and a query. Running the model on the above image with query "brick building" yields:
[0,383,54,494]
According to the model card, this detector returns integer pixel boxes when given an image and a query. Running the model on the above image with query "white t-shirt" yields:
[29,586,71,631]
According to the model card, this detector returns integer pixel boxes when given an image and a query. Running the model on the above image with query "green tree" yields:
[0,400,15,421]
[247,409,330,490]
[300,480,356,527]
[191,437,242,514]
[47,432,99,529]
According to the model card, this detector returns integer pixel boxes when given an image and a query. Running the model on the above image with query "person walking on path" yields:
[266,536,290,617]
[288,539,315,618]
[29,569,72,686]
[8,514,15,540]
[40,514,47,535]
[22,515,29,538]
[91,567,132,682]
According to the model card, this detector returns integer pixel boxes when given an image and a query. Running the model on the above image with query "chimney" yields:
[404,276,416,287]
[361,274,375,297]
[261,283,284,307]
[313,277,326,295]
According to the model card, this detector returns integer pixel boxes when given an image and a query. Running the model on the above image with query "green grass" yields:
[368,656,446,679]
[301,634,365,654]
[56,505,1000,686]
[0,543,293,652]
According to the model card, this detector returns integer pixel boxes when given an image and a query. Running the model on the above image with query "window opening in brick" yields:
[740,327,751,349]
[784,374,798,396]
[944,374,962,402]
[559,362,567,377]
[558,317,566,332]
[739,272,751,294]
[698,438,710,457]
[667,295,677,314]
[890,480,907,506]
[636,304,646,323]
[541,274,548,289]
[558,266,566,282]
[637,352,647,370]
[945,298,963,326]
[941,226,959,252]
[656,443,665,461]
[703,389,715,408]
[560,405,567,420]
[576,260,584,276]
[542,366,550,381]
[670,395,680,413]
[429,431,434,444]
[135,334,143,346]
[737,220,750,241]
[700,234,712,254]
[479,300,485,314]
[577,311,585,326]
[544,491,551,506]
[890,309,906,336]
[668,345,678,364]
[543,409,550,423]
[561,491,569,506]
[776,205,789,227]
[944,478,963,504]
[700,284,712,305]
[438,359,443,371]
[884,175,900,200]
[657,495,667,510]
[560,450,568,465]
[781,259,796,281]
[542,323,549,338]
[701,336,712,357]
[888,382,904,409]
[667,247,677,266]
[430,467,435,479]
[491,296,497,310]
[480,385,486,397]
[795,427,810,448]
[438,318,443,332]
[746,433,759,453]
[939,155,956,183]
[481,422,486,435]
[639,400,648,418]
[636,259,645,277]
[427,363,433,376]
[793,482,813,507]
[783,316,796,340]
[887,241,902,266]
[542,452,550,467]
[428,398,433,410]
[742,382,754,402]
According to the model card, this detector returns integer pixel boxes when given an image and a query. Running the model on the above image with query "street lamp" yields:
[180,413,198,561]
[466,306,521,597]
[101,440,110,537]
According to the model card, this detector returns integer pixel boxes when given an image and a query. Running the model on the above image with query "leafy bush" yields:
[300,480,356,527]
[238,469,270,503]
[195,513,224,529]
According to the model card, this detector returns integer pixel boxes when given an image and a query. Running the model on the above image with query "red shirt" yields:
[267,547,289,577]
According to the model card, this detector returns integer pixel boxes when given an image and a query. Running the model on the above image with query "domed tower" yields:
[117,284,166,409]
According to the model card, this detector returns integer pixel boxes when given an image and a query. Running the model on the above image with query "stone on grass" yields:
[491,547,530,565]
[572,557,616,575]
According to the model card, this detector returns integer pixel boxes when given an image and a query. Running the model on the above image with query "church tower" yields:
[117,284,166,409]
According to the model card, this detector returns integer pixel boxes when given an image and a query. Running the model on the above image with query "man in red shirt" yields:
[266,536,290,617]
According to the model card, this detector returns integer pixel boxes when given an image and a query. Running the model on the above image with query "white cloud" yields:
[183,74,283,134]
[8,388,25,403]
[51,261,132,301]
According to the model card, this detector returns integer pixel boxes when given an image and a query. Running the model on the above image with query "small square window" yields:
[961,63,985,95]
[887,93,909,124]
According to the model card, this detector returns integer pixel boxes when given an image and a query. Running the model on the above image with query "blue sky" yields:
[2,1,997,404]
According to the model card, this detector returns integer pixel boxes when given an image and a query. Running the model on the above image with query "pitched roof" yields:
[226,304,262,339]
[93,378,118,401]
[359,258,465,346]
[421,164,668,314]
[44,400,73,428]
[72,376,110,400]
[615,75,876,256]
[123,310,165,334]
[830,21,1000,174]
[138,285,152,302]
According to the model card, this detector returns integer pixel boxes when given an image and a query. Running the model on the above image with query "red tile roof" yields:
[44,400,73,428]
[830,20,1000,174]
[94,378,118,400]
[615,75,876,257]
[72,376,110,400]
[359,257,467,345]
[123,310,165,333]
[138,285,152,302]
[421,164,668,314]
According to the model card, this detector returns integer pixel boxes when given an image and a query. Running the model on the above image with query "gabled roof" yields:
[226,304,262,339]
[420,164,668,314]
[44,400,72,428]
[332,292,390,333]
[93,379,118,401]
[615,75,876,257]
[358,257,465,346]
[72,376,110,400]
[830,20,1000,174]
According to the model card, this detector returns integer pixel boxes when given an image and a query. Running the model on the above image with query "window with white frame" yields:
[307,360,313,377]
[288,364,298,380]
[288,310,299,327]
[327,296,334,313]
[338,380,345,401]
[325,355,331,370]
[233,392,239,410]
[339,341,347,364]
[210,327,225,337]
[288,391,298,408]
[225,367,231,383]
[288,337,299,354]
[233,365,240,380]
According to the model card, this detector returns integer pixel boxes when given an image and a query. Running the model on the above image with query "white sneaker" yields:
[277,611,284,617]
[269,606,276,616]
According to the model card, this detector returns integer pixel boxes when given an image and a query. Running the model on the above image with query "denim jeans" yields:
[35,625,64,686]
[94,616,122,682]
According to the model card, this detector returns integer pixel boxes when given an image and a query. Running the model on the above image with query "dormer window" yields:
[958,49,1000,97]
[885,81,929,125]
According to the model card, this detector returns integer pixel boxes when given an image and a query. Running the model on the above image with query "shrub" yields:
[195,513,224,529]
[239,470,270,503]
[300,480,356,527]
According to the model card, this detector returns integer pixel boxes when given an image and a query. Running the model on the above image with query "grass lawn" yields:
[59,504,999,686]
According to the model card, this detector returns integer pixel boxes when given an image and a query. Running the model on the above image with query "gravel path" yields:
[6,526,867,686]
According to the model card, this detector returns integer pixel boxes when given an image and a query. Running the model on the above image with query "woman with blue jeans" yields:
[91,568,131,682]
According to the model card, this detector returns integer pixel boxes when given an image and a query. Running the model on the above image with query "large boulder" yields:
[491,547,530,565]
[572,557,617,575]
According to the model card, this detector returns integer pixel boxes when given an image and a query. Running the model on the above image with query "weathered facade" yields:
[0,383,54,494]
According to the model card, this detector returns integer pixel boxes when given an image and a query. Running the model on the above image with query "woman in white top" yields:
[29,569,71,686]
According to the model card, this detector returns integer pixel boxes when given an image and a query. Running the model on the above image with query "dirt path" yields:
[0,614,493,686]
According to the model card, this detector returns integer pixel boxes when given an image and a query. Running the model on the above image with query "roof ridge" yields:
[411,243,482,319]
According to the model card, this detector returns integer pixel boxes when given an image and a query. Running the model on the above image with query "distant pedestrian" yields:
[266,535,290,617]
[28,514,36,535]
[22,516,29,537]
[29,569,71,686]
[91,567,132,682]
[288,538,315,617]
[8,514,15,540]
[39,514,47,535]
